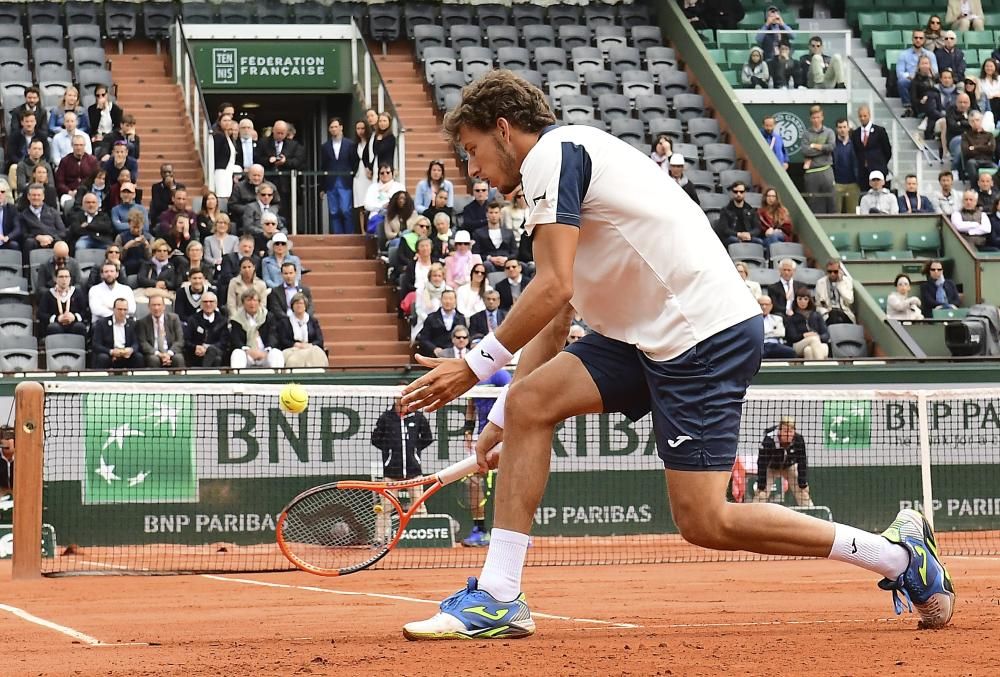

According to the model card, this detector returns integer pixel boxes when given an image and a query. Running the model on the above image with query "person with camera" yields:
[756,6,793,60]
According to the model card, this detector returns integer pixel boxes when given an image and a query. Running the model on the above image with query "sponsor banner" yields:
[0,523,57,559]
[396,515,454,548]
[193,41,348,91]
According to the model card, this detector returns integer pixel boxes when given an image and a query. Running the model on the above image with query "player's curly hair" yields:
[443,70,555,144]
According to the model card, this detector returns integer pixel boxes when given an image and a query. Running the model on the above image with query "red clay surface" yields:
[2,556,998,676]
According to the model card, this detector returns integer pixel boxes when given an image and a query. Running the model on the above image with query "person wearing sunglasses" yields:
[715,181,763,247]
[86,85,123,148]
[934,31,966,81]
[460,180,492,232]
[813,258,855,324]
[919,260,960,317]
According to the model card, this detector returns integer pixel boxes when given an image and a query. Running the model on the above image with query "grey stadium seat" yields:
[793,266,825,288]
[571,46,605,76]
[0,47,29,70]
[673,93,706,123]
[571,118,608,132]
[703,144,738,173]
[449,25,481,50]
[0,25,22,48]
[434,71,466,109]
[27,2,60,25]
[68,25,102,50]
[584,4,617,27]
[0,250,21,277]
[829,324,869,358]
[292,1,327,25]
[699,193,729,224]
[33,47,69,71]
[72,46,107,72]
[487,25,519,53]
[144,1,177,41]
[460,46,493,78]
[608,46,642,74]
[368,4,402,42]
[748,267,780,288]
[687,118,722,147]
[649,117,684,142]
[687,169,717,194]
[523,25,556,50]
[414,25,446,57]
[631,26,664,53]
[597,93,631,122]
[611,118,645,146]
[476,4,511,28]
[512,4,546,29]
[720,169,753,191]
[0,303,32,337]
[513,69,544,89]
[620,3,652,28]
[635,94,669,122]
[404,3,438,39]
[561,102,595,125]
[558,26,592,50]
[646,46,677,69]
[583,69,618,97]
[180,2,215,24]
[728,243,767,268]
[45,334,88,371]
[423,47,457,84]
[660,70,691,102]
[547,70,581,104]
[744,191,763,209]
[769,242,807,265]
[106,1,139,43]
[672,142,700,167]
[30,25,64,50]
[0,335,39,372]
[595,25,628,54]
[533,46,567,75]
[620,70,655,99]
[548,4,582,28]
[440,5,474,30]
[77,68,114,96]
[66,1,99,25]
[497,47,531,71]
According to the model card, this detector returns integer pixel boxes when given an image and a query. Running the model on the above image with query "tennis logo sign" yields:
[83,394,198,505]
[822,400,872,448]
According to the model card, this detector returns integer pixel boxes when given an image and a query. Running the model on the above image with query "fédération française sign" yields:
[193,41,348,91]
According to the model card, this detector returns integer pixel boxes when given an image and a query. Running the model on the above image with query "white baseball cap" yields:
[669,154,685,166]
[869,170,885,181]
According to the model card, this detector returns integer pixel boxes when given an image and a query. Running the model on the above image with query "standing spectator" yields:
[976,171,1000,210]
[67,192,114,250]
[919,260,960,317]
[8,87,49,140]
[832,117,859,213]
[227,256,268,317]
[716,182,763,246]
[19,183,66,254]
[6,111,49,169]
[786,290,830,360]
[494,259,529,311]
[0,180,21,251]
[799,36,845,89]
[952,189,992,242]
[267,261,312,317]
[184,292,229,368]
[768,42,800,89]
[757,187,792,244]
[203,213,238,268]
[211,116,238,199]
[933,170,962,215]
[472,203,517,272]
[415,160,454,215]
[262,232,301,289]
[460,180,491,232]
[212,103,235,133]
[87,85,123,148]
[371,112,396,170]
[353,119,372,233]
[173,268,214,325]
[935,31,966,81]
[735,261,762,299]
[275,292,328,368]
[0,428,12,494]
[456,262,491,318]
[801,105,835,213]
[48,86,89,138]
[416,288,467,357]
[228,289,285,368]
[754,416,814,507]
[38,267,87,337]
[943,92,973,170]
[260,120,304,216]
[924,15,945,50]
[444,230,482,288]
[320,117,357,235]
[758,295,796,359]
[115,209,153,275]
[741,46,771,89]
[157,188,197,237]
[761,115,789,170]
[755,6,793,60]
[55,135,98,211]
[111,183,147,235]
[961,110,996,182]
[649,134,673,170]
[667,155,701,205]
[887,273,924,320]
[91,297,142,369]
[859,171,899,214]
[814,258,855,324]
[137,295,186,368]
[897,174,935,214]
[135,238,180,302]
[850,105,893,192]
[897,30,939,116]
[149,164,183,226]
[946,0,985,32]
[236,118,260,171]
[767,258,802,317]
[468,289,506,339]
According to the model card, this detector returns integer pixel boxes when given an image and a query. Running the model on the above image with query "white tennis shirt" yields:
[520,124,760,362]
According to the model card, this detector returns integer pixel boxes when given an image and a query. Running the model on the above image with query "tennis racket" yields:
[277,451,492,576]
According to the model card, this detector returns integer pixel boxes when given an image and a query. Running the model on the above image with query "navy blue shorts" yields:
[564,316,763,471]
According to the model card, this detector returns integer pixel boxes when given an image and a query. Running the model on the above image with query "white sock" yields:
[827,523,910,580]
[477,528,529,602]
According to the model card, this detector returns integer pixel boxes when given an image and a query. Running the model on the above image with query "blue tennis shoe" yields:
[402,577,535,640]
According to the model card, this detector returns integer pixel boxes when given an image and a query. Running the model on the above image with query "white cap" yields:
[668,154,685,166]
[869,170,885,181]
[454,230,472,244]
[270,232,288,244]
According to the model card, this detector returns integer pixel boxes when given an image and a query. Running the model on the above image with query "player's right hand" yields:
[475,422,504,472]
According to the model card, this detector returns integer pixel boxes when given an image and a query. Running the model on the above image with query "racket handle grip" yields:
[435,445,501,485]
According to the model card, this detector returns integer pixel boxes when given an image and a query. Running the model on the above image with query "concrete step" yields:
[298,244,367,259]
[295,234,367,246]
[313,297,394,313]
[316,312,399,327]
[301,270,377,286]
[326,324,400,342]
[327,340,412,356]
[329,354,410,368]
[313,285,394,301]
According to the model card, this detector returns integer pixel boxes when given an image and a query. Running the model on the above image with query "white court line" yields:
[0,603,147,647]
[202,575,640,629]
[579,617,906,631]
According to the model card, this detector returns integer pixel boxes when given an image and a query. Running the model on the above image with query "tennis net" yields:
[11,381,999,576]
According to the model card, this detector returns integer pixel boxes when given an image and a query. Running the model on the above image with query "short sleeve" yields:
[524,141,592,232]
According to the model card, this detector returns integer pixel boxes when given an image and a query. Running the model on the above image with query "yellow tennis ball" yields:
[279,383,308,414]
[373,504,384,514]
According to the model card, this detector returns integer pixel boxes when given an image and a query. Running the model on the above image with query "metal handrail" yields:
[170,19,215,192]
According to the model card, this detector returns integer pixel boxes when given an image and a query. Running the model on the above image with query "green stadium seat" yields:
[933,307,970,319]
[886,11,918,29]
[840,250,867,260]
[872,31,905,65]
[828,231,855,251]
[907,230,941,256]
[961,31,995,50]
[876,294,888,312]
[859,230,894,254]
[707,48,726,63]
[884,49,904,71]
[726,48,748,67]
[857,12,888,42]
[986,15,1000,28]
[717,32,752,49]
[873,249,915,260]
[722,69,739,87]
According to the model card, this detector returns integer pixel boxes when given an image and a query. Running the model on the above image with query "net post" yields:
[12,381,44,580]
[916,392,935,530]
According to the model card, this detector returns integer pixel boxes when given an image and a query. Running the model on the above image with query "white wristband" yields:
[486,384,509,430]
[464,332,513,380]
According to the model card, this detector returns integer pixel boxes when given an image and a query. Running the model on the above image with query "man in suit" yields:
[0,184,22,250]
[236,118,261,171]
[439,325,472,358]
[241,181,284,235]
[91,296,142,369]
[137,295,186,368]
[267,261,313,316]
[19,182,67,254]
[468,289,506,339]
[185,292,230,368]
[229,164,280,224]
[6,109,49,170]
[260,120,304,218]
[767,258,805,317]
[494,259,530,311]
[472,203,517,272]
[850,105,893,191]
[416,289,468,357]
[217,234,261,296]
[321,117,358,235]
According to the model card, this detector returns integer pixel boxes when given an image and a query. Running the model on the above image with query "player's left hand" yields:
[402,355,479,412]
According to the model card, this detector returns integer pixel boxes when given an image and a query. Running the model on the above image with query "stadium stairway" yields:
[372,42,469,196]
[107,41,205,199]
[292,234,411,368]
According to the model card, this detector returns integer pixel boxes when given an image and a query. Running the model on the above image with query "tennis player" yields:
[400,70,954,640]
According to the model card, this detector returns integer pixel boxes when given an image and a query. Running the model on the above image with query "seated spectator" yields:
[734,261,762,299]
[276,292,328,368]
[495,259,529,311]
[49,86,89,139]
[911,57,945,135]
[785,290,830,359]
[16,139,55,195]
[412,262,451,342]
[242,181,284,235]
[416,288,467,357]
[150,163,184,226]
[859,171,899,214]
[67,192,115,251]
[384,190,421,245]
[887,273,924,320]
[217,234,260,295]
[459,180,491,232]
[935,33,966,83]
[768,43,801,89]
[50,112,92,166]
[566,323,587,345]
[15,165,58,213]
[942,92,972,168]
[423,188,455,235]
[502,189,528,239]
[439,325,472,358]
[897,31,938,116]
[87,84,123,148]
[35,240,83,292]
[650,134,673,170]
[100,113,140,163]
[108,167,137,207]
[196,191,222,241]
[988,196,1000,246]
[89,260,136,318]
[430,212,454,261]
[741,46,771,89]
[84,245,126,289]
[472,202,516,272]
[757,187,792,244]
[268,261,313,316]
[135,238,180,302]
[951,189,992,243]
[228,289,285,368]
[227,255,269,317]
[177,240,215,284]
[924,15,945,51]
[6,110,49,170]
[414,160,454,215]
[137,295,186,368]
[961,111,996,182]
[103,141,138,190]
[933,169,962,216]
[174,268,215,325]
[162,212,196,257]
[456,262,491,317]
[946,0,985,32]
[761,115,789,169]
[799,35,845,89]
[715,182,763,246]
[184,292,229,368]
[20,183,67,254]
[919,260,960,316]
[468,289,506,339]
[399,237,436,300]
[115,210,153,276]
[111,182,147,235]
[768,258,804,316]
[667,155,700,205]
[755,6,793,61]
[758,295,796,359]
[364,164,405,235]
[444,230,482,288]
[931,69,960,148]
[203,213,238,268]
[395,217,432,280]
[813,259,855,324]
[38,267,88,337]
[262,232,301,288]
[0,180,21,251]
[76,169,110,213]
[91,297,142,369]
[253,212,285,258]
[976,172,999,210]
[897,174,935,214]
[228,164,277,225]
[157,188,197,237]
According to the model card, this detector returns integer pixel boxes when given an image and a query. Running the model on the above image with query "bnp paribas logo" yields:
[212,48,238,85]
[823,400,871,448]
[83,394,198,505]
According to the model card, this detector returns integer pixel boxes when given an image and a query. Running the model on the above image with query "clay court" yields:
[2,553,998,676]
